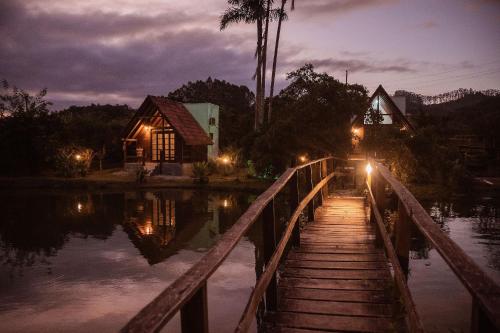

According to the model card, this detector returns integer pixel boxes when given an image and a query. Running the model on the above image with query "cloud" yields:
[293,0,398,16]
[282,57,416,74]
[416,20,438,29]
[0,0,256,109]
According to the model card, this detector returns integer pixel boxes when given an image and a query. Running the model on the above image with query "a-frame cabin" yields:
[351,84,414,152]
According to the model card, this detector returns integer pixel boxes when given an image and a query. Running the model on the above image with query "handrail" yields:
[371,161,500,331]
[366,181,424,333]
[120,157,340,333]
[236,173,334,332]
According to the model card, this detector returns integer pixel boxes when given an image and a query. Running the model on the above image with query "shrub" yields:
[192,162,210,184]
[54,146,94,177]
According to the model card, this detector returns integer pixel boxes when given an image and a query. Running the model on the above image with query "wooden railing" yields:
[367,160,500,333]
[120,157,342,333]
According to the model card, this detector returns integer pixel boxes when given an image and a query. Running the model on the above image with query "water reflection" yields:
[0,189,260,333]
[403,189,500,333]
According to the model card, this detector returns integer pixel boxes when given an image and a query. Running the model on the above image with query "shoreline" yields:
[0,175,271,193]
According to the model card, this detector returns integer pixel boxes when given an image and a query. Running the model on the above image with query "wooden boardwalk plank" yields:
[266,312,393,333]
[278,298,393,317]
[264,196,400,333]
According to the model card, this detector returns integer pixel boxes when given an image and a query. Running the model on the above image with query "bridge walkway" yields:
[265,196,399,333]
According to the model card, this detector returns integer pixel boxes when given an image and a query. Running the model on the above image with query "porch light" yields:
[352,127,360,135]
[143,125,151,131]
[299,155,307,163]
[77,203,83,212]
[223,199,229,208]
[75,154,82,161]
[365,163,373,175]
[220,156,230,164]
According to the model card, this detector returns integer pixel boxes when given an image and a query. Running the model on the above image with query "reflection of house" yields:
[351,85,414,152]
[122,96,214,175]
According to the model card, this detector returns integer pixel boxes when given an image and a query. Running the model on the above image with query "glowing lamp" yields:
[223,199,229,208]
[221,156,230,164]
[299,155,307,163]
[75,154,82,161]
[352,128,360,135]
[365,163,373,175]
[77,203,83,212]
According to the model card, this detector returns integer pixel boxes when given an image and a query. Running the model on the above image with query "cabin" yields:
[122,96,215,176]
[351,84,414,152]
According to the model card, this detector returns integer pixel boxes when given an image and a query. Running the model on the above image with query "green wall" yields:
[183,103,220,159]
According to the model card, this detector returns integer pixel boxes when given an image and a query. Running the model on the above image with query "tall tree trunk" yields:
[255,17,263,130]
[260,0,271,125]
[268,0,286,123]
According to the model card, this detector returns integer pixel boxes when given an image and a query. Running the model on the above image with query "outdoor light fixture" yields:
[220,156,230,164]
[75,154,82,161]
[365,163,373,175]
[223,199,229,208]
[352,127,360,135]
[77,203,83,212]
[299,155,307,163]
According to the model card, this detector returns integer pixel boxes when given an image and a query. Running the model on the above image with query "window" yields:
[151,129,175,161]
[209,117,216,126]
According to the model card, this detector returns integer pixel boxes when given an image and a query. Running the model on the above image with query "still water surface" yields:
[408,190,500,332]
[0,188,498,332]
[0,189,262,333]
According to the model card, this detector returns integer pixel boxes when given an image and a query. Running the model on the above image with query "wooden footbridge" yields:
[121,157,500,333]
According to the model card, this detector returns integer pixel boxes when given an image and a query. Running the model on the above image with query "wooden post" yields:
[321,159,328,200]
[316,162,323,206]
[289,170,300,247]
[262,200,278,311]
[180,282,208,333]
[305,165,314,222]
[471,298,496,333]
[395,199,411,278]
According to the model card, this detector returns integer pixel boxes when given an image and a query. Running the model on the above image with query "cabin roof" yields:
[123,96,212,146]
[352,84,414,132]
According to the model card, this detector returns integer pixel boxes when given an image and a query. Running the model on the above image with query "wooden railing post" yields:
[262,199,278,311]
[321,159,328,200]
[316,162,323,206]
[395,199,411,278]
[305,165,314,222]
[289,170,300,247]
[180,282,208,333]
[370,172,384,248]
[471,298,496,333]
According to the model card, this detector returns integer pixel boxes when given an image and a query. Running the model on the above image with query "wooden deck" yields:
[265,196,398,333]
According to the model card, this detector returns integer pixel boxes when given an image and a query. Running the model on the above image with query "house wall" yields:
[183,103,219,159]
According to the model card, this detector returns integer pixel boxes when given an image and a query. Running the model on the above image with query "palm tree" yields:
[260,0,271,125]
[220,0,266,130]
[268,0,294,123]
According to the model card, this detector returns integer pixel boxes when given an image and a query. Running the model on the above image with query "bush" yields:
[192,162,210,184]
[54,146,94,177]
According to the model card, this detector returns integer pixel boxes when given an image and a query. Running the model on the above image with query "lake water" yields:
[408,189,500,332]
[0,189,262,333]
[1,187,498,333]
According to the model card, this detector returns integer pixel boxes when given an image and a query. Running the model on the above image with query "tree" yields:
[168,77,254,150]
[251,64,369,174]
[0,80,57,175]
[268,0,292,122]
[0,79,52,117]
[220,0,279,129]
[55,104,135,165]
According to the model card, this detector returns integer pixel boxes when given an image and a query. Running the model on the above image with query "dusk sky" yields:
[1,0,499,109]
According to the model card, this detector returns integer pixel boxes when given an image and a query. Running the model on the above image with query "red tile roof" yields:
[125,96,212,146]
